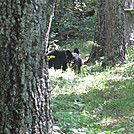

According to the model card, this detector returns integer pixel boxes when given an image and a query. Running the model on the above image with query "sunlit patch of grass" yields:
[49,68,76,80]
[99,117,119,127]
[49,53,134,133]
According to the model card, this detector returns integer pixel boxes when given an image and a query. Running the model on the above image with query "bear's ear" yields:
[66,49,73,59]
[74,48,79,55]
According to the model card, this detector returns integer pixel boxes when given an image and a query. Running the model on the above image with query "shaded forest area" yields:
[48,0,97,60]
[47,0,134,133]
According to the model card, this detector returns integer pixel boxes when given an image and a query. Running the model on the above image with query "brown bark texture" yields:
[0,0,53,133]
[94,0,126,66]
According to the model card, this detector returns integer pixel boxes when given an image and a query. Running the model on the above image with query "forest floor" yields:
[48,2,134,133]
[49,46,134,134]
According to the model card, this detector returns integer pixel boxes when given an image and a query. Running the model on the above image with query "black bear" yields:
[71,48,82,73]
[46,48,82,73]
[46,49,73,71]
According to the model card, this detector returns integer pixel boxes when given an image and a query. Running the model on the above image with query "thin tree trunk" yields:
[45,0,56,53]
[60,0,64,9]
[0,0,53,133]
[124,0,134,46]
[125,0,134,8]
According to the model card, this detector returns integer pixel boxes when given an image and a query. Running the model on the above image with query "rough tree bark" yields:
[124,0,134,46]
[103,0,126,66]
[0,0,53,134]
[86,0,126,66]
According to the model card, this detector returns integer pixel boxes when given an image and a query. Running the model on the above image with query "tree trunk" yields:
[103,0,126,66]
[125,0,134,8]
[0,0,53,134]
[124,0,134,46]
[87,0,126,66]
[60,0,64,9]
[45,0,56,53]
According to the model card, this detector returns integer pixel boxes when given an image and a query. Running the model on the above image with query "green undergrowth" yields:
[49,47,134,134]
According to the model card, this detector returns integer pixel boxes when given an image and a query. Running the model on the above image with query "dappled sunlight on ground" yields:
[48,68,76,80]
[49,62,134,133]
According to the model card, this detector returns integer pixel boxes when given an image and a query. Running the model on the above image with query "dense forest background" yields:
[48,0,134,133]
[48,0,97,60]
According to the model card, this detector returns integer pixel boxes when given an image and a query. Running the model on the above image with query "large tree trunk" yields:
[0,0,53,134]
[87,0,126,66]
[103,0,126,66]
